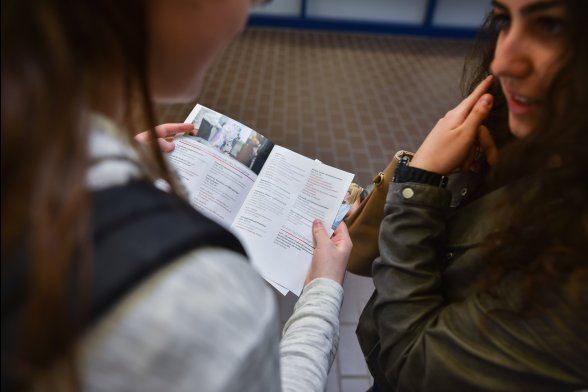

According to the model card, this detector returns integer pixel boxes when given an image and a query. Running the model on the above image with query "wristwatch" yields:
[393,155,448,188]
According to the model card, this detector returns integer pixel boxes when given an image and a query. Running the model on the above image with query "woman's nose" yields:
[490,29,532,79]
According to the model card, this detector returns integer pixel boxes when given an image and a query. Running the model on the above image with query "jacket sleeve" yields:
[369,182,587,391]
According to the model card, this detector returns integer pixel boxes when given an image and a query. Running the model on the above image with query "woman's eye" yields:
[536,17,565,35]
[491,14,511,32]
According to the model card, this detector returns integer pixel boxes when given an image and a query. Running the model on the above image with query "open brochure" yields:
[167,104,354,296]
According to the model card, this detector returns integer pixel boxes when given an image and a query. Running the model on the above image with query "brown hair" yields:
[1,0,174,388]
[462,0,588,312]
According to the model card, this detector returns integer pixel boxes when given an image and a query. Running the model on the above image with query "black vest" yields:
[1,181,246,388]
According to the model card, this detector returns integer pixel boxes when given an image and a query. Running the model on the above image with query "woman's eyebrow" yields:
[522,0,564,15]
[491,1,508,11]
[491,0,564,15]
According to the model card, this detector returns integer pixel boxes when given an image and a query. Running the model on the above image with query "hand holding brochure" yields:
[167,104,354,295]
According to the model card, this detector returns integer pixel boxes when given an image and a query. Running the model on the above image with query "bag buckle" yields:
[373,172,385,187]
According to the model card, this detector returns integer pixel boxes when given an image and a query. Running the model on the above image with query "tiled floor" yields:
[158,27,472,391]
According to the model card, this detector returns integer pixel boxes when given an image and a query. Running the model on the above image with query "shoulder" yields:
[80,247,279,392]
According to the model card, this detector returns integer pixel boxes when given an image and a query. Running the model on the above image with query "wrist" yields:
[393,155,448,188]
[407,155,441,174]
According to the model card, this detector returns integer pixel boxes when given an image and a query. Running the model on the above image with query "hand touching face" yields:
[410,76,496,175]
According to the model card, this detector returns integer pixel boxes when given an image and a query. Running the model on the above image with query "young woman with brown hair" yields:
[1,0,351,390]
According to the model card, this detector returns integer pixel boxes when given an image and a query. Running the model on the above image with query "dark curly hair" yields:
[462,0,588,312]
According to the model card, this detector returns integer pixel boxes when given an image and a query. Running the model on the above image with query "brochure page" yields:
[232,146,354,295]
[168,104,354,295]
[168,137,257,226]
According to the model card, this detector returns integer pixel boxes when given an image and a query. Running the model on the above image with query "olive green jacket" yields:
[356,176,587,391]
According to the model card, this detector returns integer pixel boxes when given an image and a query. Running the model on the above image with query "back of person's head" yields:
[3,0,254,386]
[2,0,156,242]
[1,1,163,389]
[462,0,588,313]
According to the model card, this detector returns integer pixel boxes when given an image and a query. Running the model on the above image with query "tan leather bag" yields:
[344,151,413,276]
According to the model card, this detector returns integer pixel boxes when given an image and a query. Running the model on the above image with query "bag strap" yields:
[344,151,411,276]
[1,181,246,385]
[88,181,246,324]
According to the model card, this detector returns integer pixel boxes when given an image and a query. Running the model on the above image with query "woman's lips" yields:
[506,92,542,115]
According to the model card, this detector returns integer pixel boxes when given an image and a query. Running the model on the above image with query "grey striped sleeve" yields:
[80,248,281,392]
[79,249,343,392]
[280,278,344,392]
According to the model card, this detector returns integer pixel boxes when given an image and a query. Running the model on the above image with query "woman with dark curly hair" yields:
[357,0,588,390]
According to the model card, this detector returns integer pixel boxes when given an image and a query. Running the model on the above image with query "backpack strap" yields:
[1,181,246,387]
[88,181,247,324]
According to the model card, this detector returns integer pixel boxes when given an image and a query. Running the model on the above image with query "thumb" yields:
[157,138,176,153]
[478,125,498,166]
[312,219,329,248]
[463,93,493,133]
[155,123,195,138]
[134,130,151,143]
[332,219,350,240]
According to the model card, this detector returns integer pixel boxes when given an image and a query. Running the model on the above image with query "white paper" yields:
[232,146,354,294]
[168,138,256,227]
[169,105,354,296]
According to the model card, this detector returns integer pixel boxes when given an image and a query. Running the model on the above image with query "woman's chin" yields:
[153,88,200,104]
[508,114,535,139]
[152,76,203,104]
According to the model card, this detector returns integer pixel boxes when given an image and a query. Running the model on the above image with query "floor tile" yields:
[326,352,341,392]
[341,377,372,392]
[157,27,470,187]
[341,273,375,325]
[156,27,472,390]
[338,325,370,377]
